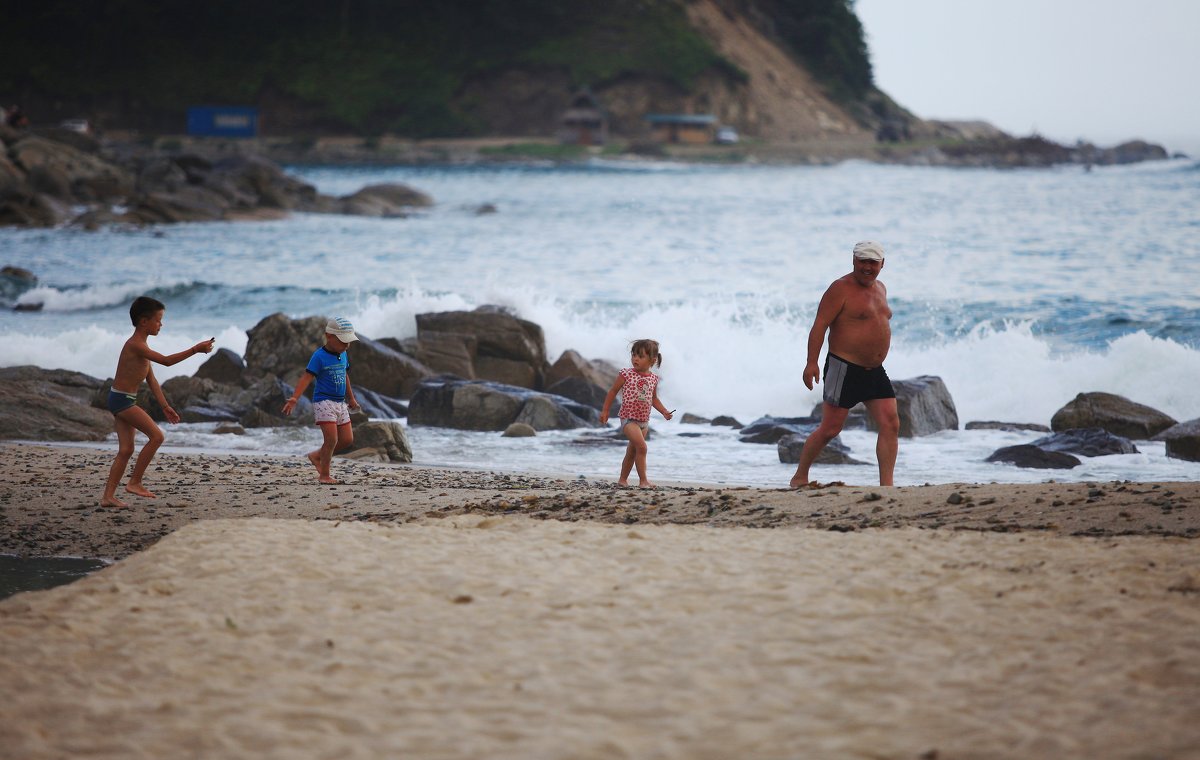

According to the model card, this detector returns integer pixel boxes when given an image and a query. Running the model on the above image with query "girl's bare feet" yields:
[125,483,156,498]
[99,496,129,508]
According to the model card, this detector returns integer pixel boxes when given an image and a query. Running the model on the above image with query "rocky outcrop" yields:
[0,366,113,441]
[1156,419,1200,463]
[244,314,329,383]
[1050,392,1176,439]
[414,308,548,389]
[986,444,1081,470]
[408,379,598,432]
[0,131,435,229]
[194,348,248,386]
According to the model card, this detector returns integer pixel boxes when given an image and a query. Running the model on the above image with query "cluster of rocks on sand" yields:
[2,304,1199,469]
[0,123,432,229]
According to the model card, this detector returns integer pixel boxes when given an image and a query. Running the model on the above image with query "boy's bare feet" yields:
[318,476,341,485]
[125,483,156,498]
[307,451,324,472]
[99,496,130,508]
[789,476,808,489]
[639,481,657,489]
[617,479,630,487]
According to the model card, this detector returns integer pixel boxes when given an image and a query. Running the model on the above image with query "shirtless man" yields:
[790,241,900,488]
[100,296,214,507]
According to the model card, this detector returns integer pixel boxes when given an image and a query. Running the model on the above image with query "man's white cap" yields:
[852,240,885,261]
[325,316,359,343]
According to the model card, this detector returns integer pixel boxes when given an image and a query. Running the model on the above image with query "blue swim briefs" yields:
[107,389,138,414]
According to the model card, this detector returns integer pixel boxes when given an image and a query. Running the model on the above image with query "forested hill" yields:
[1,0,900,140]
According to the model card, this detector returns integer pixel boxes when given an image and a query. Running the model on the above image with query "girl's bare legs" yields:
[619,422,653,488]
[307,421,354,484]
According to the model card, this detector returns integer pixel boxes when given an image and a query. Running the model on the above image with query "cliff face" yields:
[1,0,892,142]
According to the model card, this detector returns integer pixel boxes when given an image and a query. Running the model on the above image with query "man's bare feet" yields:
[99,496,129,508]
[125,483,156,498]
[318,476,341,485]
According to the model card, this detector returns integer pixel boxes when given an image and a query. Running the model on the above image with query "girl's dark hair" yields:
[130,296,165,326]
[630,338,662,367]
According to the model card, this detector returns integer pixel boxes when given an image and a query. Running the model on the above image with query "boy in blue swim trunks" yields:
[282,317,362,484]
[101,296,215,507]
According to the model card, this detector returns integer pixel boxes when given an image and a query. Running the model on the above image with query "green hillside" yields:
[1,0,873,136]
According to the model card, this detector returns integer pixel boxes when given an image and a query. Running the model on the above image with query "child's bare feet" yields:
[617,479,630,487]
[789,475,808,489]
[318,476,342,485]
[125,483,156,498]
[639,481,657,489]
[99,496,129,508]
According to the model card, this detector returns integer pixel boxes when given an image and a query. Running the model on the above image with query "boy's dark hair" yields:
[630,338,663,367]
[130,296,165,326]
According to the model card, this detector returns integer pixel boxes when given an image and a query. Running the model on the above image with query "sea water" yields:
[3,158,1199,486]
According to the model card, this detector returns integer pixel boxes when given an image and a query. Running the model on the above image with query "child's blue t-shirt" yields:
[305,347,349,402]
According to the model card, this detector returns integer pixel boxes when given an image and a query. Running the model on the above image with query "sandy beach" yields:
[2,443,1199,758]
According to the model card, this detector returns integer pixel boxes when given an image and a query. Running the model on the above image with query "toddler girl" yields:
[599,339,673,487]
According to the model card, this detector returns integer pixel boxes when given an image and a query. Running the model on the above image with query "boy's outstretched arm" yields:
[146,367,180,423]
[599,375,625,425]
[282,373,314,415]
[134,338,216,367]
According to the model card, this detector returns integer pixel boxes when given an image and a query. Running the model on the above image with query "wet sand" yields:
[1,444,1198,561]
[1,443,1199,758]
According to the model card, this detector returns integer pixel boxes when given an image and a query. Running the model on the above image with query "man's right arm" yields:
[803,283,844,390]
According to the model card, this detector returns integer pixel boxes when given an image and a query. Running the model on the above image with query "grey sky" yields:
[855,0,1200,154]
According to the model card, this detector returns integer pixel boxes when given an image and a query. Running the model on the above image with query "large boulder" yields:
[0,366,113,441]
[545,349,618,390]
[1030,428,1138,457]
[346,336,433,398]
[1050,392,1177,439]
[777,433,866,465]
[545,376,612,413]
[871,375,958,438]
[341,420,412,463]
[208,155,317,211]
[351,387,408,420]
[413,331,477,378]
[243,313,328,383]
[1156,418,1200,462]
[194,348,248,386]
[985,444,1080,469]
[416,307,548,389]
[408,379,597,431]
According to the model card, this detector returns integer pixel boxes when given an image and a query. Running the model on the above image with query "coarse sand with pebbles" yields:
[2,516,1199,759]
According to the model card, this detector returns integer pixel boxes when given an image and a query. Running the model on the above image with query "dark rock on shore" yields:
[739,416,819,444]
[408,379,598,432]
[1051,392,1176,439]
[777,433,865,465]
[986,444,1081,470]
[1031,428,1138,457]
[1156,419,1200,462]
[415,308,549,389]
[0,366,113,441]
